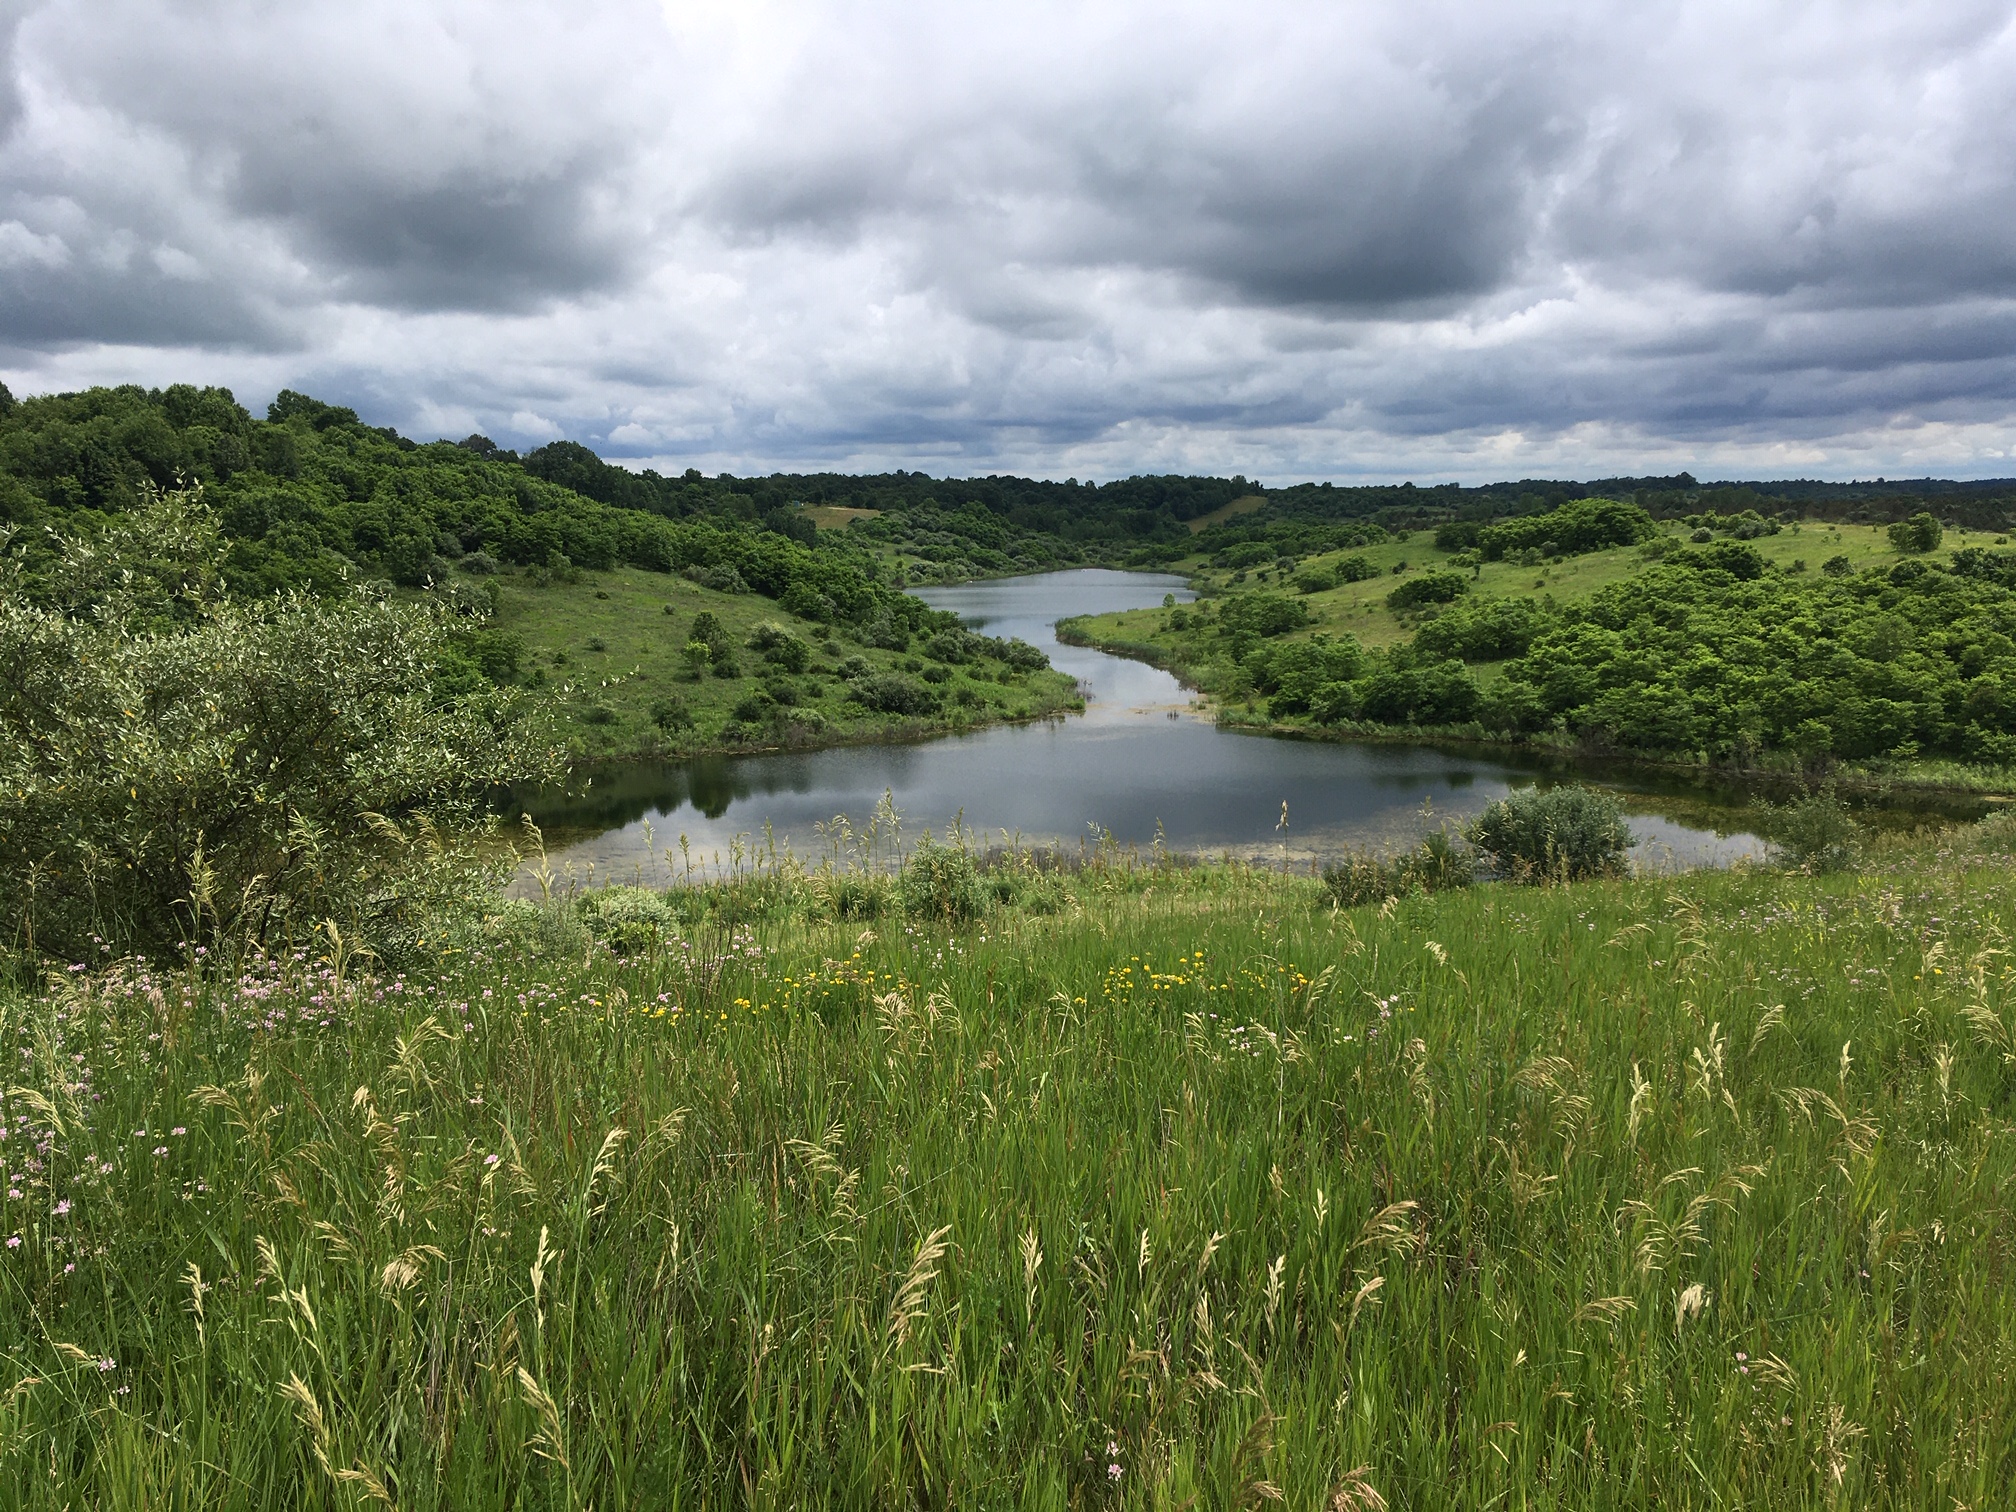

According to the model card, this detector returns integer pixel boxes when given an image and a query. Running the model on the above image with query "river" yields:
[514,569,1880,888]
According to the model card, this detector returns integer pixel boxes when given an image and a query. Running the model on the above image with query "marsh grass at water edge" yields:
[0,823,2014,1506]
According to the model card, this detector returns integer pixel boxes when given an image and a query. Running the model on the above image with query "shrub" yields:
[649,696,692,731]
[1356,657,1480,725]
[1671,541,1767,580]
[1411,597,1543,662]
[581,701,619,725]
[1889,512,1943,553]
[747,622,811,672]
[0,486,555,958]
[853,672,938,716]
[818,872,890,920]
[1333,555,1378,583]
[1216,593,1310,638]
[685,563,749,593]
[1386,571,1470,611]
[459,550,500,575]
[1322,831,1474,905]
[897,837,985,922]
[575,886,675,956]
[1478,499,1656,560]
[731,692,776,724]
[1464,786,1634,881]
[1821,555,1853,577]
[1295,567,1337,594]
[987,637,1051,672]
[1766,792,1861,874]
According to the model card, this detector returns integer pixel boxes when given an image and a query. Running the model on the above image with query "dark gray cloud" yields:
[3,0,2016,480]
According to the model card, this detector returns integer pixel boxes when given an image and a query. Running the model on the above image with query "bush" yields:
[650,696,692,731]
[575,886,675,956]
[1216,593,1310,638]
[748,622,812,672]
[1889,512,1943,553]
[818,872,890,920]
[1386,570,1470,611]
[853,672,938,716]
[988,637,1050,672]
[1464,786,1634,881]
[1821,555,1853,577]
[1411,597,1543,662]
[897,837,985,922]
[1322,831,1474,905]
[1766,792,1861,874]
[0,487,555,958]
[730,691,776,724]
[1333,554,1378,583]
[581,701,619,725]
[1478,499,1656,561]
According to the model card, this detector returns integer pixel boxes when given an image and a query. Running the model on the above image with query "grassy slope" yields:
[4,823,2014,1505]
[487,563,1080,760]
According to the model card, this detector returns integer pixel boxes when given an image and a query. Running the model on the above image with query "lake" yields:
[513,568,1862,889]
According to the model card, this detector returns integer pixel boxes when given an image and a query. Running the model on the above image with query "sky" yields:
[3,0,2016,484]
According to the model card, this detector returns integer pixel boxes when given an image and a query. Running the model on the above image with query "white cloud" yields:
[3,0,2015,481]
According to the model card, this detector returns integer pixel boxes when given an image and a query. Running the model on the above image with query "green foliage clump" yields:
[1411,596,1544,662]
[897,836,986,922]
[1322,830,1473,904]
[1246,637,1365,718]
[1766,792,1863,874]
[1385,569,1470,611]
[1464,785,1633,880]
[575,886,676,955]
[1477,498,1655,560]
[1215,592,1311,639]
[1355,655,1481,725]
[0,487,556,958]
[851,672,938,716]
[747,621,811,672]
[1889,512,1943,553]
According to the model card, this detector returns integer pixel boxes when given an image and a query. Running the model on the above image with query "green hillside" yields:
[1069,503,2016,780]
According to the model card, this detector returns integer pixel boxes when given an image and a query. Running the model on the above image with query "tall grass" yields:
[1,821,2013,1507]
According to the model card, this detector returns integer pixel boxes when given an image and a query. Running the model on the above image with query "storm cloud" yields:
[3,0,2015,480]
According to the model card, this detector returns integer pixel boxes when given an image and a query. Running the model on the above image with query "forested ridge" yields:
[7,380,2014,587]
[10,379,2016,771]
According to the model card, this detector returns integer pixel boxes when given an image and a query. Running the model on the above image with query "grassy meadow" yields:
[3,819,2014,1507]
[488,564,1080,760]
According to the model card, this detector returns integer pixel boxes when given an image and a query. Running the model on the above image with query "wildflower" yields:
[153,1146,168,1157]
[171,1127,186,1137]
[485,1153,501,1167]
[53,1199,70,1217]
[97,1358,115,1371]
[5,1236,18,1249]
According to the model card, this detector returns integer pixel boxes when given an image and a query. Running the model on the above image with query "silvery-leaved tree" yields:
[0,483,561,960]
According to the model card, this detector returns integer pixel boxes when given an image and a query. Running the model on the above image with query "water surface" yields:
[519,570,1822,887]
